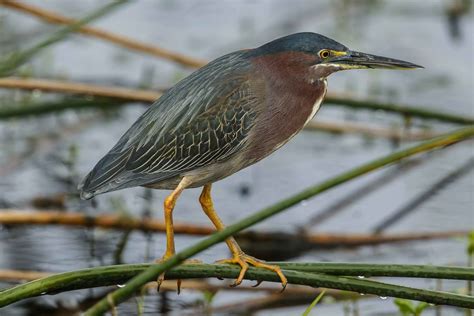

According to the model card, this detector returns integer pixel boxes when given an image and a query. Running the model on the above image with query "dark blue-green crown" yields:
[251,32,348,56]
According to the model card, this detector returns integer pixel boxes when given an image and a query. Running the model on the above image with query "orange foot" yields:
[155,257,202,294]
[217,252,287,289]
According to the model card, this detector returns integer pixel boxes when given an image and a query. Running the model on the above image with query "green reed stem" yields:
[80,126,473,315]
[0,98,122,119]
[325,96,474,125]
[0,1,129,76]
[0,263,472,309]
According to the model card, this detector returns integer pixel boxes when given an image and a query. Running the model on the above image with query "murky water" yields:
[1,0,473,315]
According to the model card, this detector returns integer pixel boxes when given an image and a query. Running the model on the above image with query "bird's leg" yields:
[162,183,186,259]
[155,178,197,293]
[199,184,287,289]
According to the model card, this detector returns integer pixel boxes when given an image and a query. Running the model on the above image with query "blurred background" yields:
[0,0,473,315]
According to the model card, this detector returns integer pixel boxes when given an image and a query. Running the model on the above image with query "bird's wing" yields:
[79,52,261,198]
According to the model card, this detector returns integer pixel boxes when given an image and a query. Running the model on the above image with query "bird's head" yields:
[252,32,422,83]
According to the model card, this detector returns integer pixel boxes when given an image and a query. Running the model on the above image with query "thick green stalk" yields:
[1,93,472,126]
[0,1,129,76]
[325,96,474,125]
[0,81,471,125]
[276,263,474,280]
[84,126,474,315]
[1,264,473,309]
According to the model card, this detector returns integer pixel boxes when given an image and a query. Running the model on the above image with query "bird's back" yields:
[79,50,261,199]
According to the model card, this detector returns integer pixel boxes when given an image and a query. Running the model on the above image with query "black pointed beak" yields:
[328,51,423,70]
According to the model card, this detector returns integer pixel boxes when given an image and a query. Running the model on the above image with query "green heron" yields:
[79,32,421,288]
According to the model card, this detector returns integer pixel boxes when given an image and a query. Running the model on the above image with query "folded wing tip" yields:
[79,191,95,200]
[77,177,95,200]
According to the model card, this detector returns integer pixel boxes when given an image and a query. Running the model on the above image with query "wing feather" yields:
[79,51,261,199]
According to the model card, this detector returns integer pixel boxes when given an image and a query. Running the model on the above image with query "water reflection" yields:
[0,0,472,315]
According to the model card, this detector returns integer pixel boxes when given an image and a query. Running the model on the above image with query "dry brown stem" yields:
[0,210,466,248]
[0,0,207,68]
[0,77,160,102]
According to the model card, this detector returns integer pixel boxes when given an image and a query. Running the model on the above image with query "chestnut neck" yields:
[245,51,327,162]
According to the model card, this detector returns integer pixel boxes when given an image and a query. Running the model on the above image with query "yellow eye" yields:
[319,49,330,59]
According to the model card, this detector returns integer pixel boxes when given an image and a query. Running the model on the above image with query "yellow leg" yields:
[162,180,188,259]
[199,184,287,288]
[156,178,192,293]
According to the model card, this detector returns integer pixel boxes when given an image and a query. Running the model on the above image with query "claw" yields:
[155,256,168,292]
[156,273,164,292]
[216,253,287,288]
[252,280,263,288]
[177,279,182,295]
[155,257,202,293]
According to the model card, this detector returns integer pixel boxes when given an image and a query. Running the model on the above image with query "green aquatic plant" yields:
[394,298,429,316]
[302,290,326,316]
[0,1,129,77]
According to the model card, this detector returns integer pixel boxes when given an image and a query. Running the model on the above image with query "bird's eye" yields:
[319,50,330,59]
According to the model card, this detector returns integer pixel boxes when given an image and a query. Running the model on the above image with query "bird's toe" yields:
[216,252,287,289]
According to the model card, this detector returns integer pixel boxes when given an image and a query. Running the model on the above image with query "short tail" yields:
[77,148,176,200]
[77,171,128,200]
[77,149,133,200]
[77,175,96,200]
